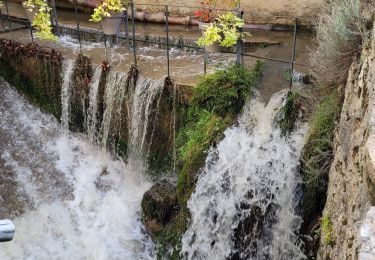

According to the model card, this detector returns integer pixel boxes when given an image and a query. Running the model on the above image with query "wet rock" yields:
[229,202,278,260]
[141,179,178,237]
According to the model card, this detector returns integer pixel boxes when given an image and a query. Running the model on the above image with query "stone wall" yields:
[318,21,375,259]
[133,0,322,26]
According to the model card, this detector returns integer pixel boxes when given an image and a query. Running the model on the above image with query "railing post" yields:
[124,9,130,49]
[131,2,137,69]
[289,17,298,91]
[0,9,6,33]
[204,48,207,75]
[4,0,11,31]
[50,0,60,37]
[74,0,82,55]
[29,21,35,44]
[165,5,170,78]
[236,10,244,65]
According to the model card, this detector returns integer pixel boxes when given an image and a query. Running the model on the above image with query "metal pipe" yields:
[289,18,298,90]
[131,2,137,69]
[165,5,170,78]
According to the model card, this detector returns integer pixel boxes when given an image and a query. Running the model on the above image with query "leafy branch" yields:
[24,0,57,41]
[197,12,248,48]
[90,0,128,23]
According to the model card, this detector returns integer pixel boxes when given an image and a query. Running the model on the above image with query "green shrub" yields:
[301,89,341,231]
[191,61,264,116]
[310,0,371,85]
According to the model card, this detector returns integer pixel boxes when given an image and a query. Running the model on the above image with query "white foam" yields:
[0,79,154,259]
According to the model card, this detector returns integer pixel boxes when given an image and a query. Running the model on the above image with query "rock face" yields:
[318,23,375,259]
[141,179,178,237]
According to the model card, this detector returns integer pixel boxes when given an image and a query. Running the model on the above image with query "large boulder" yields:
[141,179,178,237]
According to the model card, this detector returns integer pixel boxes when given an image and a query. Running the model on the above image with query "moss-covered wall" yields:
[0,39,190,172]
[0,39,62,119]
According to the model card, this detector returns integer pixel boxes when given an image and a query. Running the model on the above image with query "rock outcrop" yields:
[141,179,179,237]
[318,21,375,259]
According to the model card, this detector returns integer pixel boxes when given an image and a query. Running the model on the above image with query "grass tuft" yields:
[301,88,341,234]
[310,0,371,85]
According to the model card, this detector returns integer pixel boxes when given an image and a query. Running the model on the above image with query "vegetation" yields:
[90,0,128,23]
[24,0,57,41]
[0,39,62,118]
[301,89,341,234]
[310,0,371,85]
[322,215,333,245]
[197,12,248,48]
[177,61,264,204]
[277,91,302,136]
[148,62,264,259]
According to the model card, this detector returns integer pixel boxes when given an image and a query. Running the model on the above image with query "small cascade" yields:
[181,91,307,260]
[60,59,75,132]
[86,66,102,143]
[100,70,129,149]
[0,81,154,259]
[128,75,166,156]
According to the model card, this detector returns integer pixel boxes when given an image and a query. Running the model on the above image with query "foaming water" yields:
[61,59,75,132]
[100,70,129,149]
[0,79,154,259]
[128,75,166,156]
[182,91,307,260]
[86,66,102,143]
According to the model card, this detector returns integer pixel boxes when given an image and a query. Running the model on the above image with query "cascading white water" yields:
[128,75,166,156]
[181,90,307,260]
[100,70,129,149]
[86,66,102,143]
[60,59,75,132]
[0,79,154,258]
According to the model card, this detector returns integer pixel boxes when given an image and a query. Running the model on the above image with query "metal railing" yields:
[0,0,303,89]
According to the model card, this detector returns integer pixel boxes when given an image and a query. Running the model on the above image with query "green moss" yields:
[322,215,333,245]
[0,59,62,119]
[301,88,341,235]
[278,91,302,136]
[191,61,264,116]
[177,111,232,205]
[154,209,189,259]
[115,137,128,158]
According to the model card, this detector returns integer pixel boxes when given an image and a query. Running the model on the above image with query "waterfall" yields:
[86,66,102,143]
[0,78,154,259]
[100,70,129,149]
[181,91,307,260]
[60,59,75,132]
[128,75,166,156]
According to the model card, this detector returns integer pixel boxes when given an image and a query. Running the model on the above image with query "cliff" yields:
[318,19,375,259]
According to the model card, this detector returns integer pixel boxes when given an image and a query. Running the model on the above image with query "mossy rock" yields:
[277,91,303,136]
